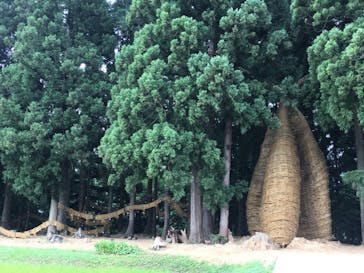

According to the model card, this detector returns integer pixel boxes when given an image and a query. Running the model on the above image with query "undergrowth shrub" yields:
[95,240,140,255]
[210,234,228,244]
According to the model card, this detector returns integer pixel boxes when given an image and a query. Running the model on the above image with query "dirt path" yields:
[0,235,363,272]
[273,251,364,273]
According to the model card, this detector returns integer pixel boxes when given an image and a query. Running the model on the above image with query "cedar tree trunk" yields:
[162,191,170,240]
[189,167,203,243]
[78,174,86,212]
[219,116,232,238]
[202,205,213,242]
[47,194,58,235]
[354,117,364,244]
[124,187,136,237]
[1,182,12,229]
[57,162,71,225]
[108,186,113,213]
[105,186,113,235]
[143,179,156,235]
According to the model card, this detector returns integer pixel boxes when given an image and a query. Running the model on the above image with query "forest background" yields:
[0,0,363,245]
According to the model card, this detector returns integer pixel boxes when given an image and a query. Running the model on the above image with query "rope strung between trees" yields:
[0,221,105,238]
[58,196,188,222]
[0,197,187,238]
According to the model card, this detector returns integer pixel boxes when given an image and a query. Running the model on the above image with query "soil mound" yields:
[242,232,280,250]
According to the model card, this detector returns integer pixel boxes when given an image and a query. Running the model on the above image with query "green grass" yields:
[0,245,273,273]
[95,240,141,255]
[0,263,157,273]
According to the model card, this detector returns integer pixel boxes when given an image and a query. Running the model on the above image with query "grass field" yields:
[0,263,159,273]
[0,245,273,273]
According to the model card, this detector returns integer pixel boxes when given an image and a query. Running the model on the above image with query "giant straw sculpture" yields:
[246,106,331,245]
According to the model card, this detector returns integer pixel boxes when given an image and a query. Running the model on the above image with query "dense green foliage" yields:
[308,18,364,131]
[0,0,363,245]
[342,170,364,197]
[0,0,118,206]
[304,2,364,243]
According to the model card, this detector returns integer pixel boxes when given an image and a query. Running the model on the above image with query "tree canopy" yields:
[0,0,363,245]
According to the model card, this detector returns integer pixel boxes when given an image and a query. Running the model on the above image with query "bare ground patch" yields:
[1,234,364,269]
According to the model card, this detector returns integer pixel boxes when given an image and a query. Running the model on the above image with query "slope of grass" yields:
[0,245,272,273]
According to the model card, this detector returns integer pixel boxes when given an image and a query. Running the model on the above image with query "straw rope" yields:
[0,197,186,238]
[0,221,104,238]
[290,108,332,239]
[58,197,187,222]
[260,106,301,245]
[246,128,276,234]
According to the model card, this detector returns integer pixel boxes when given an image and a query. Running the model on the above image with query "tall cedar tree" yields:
[291,0,364,243]
[0,0,36,228]
[0,0,117,233]
[308,18,364,243]
[100,0,297,241]
[99,2,224,241]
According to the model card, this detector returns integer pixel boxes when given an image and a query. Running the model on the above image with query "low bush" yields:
[210,234,228,244]
[95,240,140,255]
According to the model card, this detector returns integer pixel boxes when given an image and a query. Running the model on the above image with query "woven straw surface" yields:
[246,129,275,234]
[260,106,301,245]
[290,108,332,239]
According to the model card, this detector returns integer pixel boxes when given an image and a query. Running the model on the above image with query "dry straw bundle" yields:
[246,129,276,234]
[260,106,301,245]
[246,105,332,245]
[291,108,332,239]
